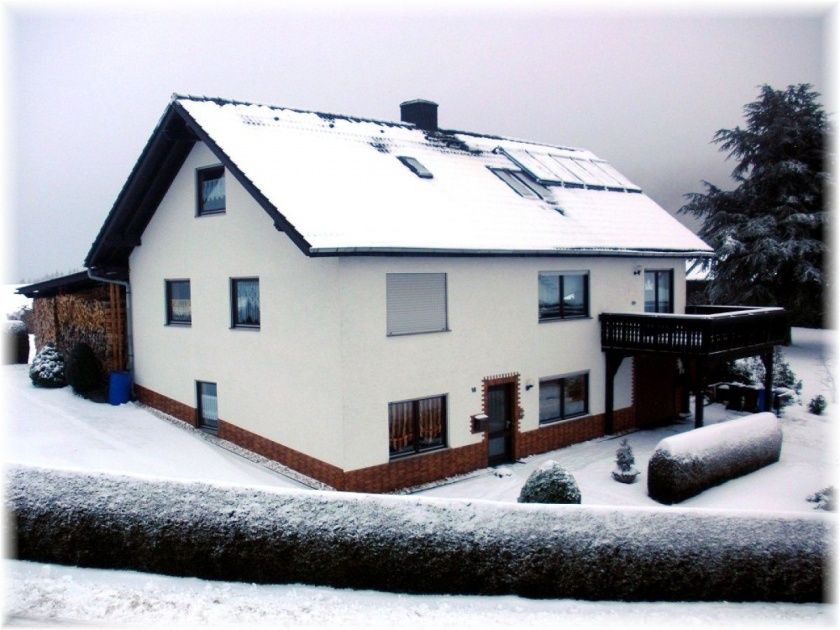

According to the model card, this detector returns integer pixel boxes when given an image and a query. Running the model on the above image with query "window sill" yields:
[387,328,451,338]
[196,209,226,217]
[231,324,261,331]
[165,322,192,327]
[538,413,590,427]
[538,316,592,323]
[388,445,447,461]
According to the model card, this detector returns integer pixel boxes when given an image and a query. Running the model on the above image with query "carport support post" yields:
[761,350,774,411]
[694,358,705,428]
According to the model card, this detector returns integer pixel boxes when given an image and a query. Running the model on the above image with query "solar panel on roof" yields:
[589,160,641,191]
[498,148,563,184]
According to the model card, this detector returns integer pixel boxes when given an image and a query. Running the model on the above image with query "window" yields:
[539,373,589,424]
[644,270,673,313]
[196,381,218,432]
[538,272,589,320]
[490,167,554,202]
[165,280,191,324]
[231,278,260,328]
[386,273,448,336]
[196,165,225,215]
[388,394,446,458]
[397,156,433,179]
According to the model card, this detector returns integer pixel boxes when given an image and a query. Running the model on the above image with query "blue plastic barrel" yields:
[108,371,132,405]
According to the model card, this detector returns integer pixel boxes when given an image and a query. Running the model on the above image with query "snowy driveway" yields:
[2,365,307,489]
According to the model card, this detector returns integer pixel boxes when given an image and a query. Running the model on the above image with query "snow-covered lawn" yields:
[2,326,834,625]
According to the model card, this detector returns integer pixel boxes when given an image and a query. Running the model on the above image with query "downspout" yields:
[86,269,134,375]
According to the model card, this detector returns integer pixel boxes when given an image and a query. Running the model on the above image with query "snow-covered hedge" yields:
[7,466,828,603]
[648,413,783,505]
[3,320,29,364]
[518,460,581,503]
[28,343,65,388]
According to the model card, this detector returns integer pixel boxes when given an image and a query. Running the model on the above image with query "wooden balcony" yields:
[600,305,790,360]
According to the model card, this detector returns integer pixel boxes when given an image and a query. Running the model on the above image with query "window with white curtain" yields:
[231,278,260,328]
[196,166,225,215]
[165,279,191,324]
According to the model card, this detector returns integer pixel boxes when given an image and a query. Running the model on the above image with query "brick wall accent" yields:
[135,384,197,427]
[516,407,636,459]
[218,420,346,489]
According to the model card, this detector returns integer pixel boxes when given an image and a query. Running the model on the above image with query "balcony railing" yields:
[600,306,790,358]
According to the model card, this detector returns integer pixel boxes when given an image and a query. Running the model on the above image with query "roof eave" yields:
[309,247,716,258]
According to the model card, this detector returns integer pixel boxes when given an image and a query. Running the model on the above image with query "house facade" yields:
[85,95,726,492]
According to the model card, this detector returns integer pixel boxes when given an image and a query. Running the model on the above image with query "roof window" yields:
[397,156,433,179]
[490,168,554,203]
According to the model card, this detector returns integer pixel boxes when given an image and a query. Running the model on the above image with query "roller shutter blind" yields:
[386,273,448,335]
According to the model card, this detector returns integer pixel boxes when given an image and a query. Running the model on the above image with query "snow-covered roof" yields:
[86,95,712,267]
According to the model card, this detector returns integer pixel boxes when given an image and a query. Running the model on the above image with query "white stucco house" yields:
[83,95,788,492]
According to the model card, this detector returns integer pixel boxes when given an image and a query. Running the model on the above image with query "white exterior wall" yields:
[129,141,686,473]
[129,143,345,465]
[339,256,685,471]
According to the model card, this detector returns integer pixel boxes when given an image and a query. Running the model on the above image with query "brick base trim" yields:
[136,383,637,493]
[516,406,636,459]
[135,384,197,427]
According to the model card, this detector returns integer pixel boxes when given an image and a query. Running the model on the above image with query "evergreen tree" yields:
[680,84,829,327]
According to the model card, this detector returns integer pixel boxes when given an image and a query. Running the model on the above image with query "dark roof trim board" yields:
[16,271,102,298]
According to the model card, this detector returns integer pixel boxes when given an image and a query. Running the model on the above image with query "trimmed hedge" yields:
[648,412,783,505]
[518,460,581,503]
[7,466,829,603]
[3,320,28,364]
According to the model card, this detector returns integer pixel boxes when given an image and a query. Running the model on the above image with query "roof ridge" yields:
[170,93,585,153]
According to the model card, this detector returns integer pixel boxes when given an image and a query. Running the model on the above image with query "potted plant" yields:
[612,438,640,483]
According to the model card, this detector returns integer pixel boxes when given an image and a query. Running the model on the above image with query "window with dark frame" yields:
[165,280,191,325]
[397,156,433,179]
[538,272,589,320]
[196,165,225,215]
[231,278,260,328]
[490,167,555,202]
[388,394,447,458]
[644,269,674,313]
[196,381,219,433]
[539,373,589,424]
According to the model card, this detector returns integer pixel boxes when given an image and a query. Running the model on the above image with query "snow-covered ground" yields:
[2,327,835,626]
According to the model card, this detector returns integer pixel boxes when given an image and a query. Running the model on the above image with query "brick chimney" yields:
[400,99,438,131]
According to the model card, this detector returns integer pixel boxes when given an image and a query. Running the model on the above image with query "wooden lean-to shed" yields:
[16,272,127,372]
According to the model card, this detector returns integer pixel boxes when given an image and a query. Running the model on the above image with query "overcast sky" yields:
[2,2,831,283]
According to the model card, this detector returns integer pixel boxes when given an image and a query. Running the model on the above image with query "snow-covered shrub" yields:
[7,466,829,602]
[726,348,802,400]
[518,460,581,504]
[807,487,834,511]
[65,342,105,400]
[647,412,782,504]
[28,344,65,388]
[612,438,639,484]
[808,395,827,415]
[3,320,29,364]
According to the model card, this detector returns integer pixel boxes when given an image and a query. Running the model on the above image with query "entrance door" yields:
[487,383,513,466]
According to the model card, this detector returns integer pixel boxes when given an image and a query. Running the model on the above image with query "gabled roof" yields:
[85,94,712,270]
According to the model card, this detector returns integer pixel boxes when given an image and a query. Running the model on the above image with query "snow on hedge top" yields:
[177,97,712,256]
[654,412,781,459]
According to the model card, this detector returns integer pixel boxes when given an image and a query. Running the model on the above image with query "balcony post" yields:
[761,350,774,411]
[694,358,705,428]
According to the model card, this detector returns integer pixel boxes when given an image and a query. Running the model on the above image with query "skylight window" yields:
[397,156,433,179]
[490,168,554,202]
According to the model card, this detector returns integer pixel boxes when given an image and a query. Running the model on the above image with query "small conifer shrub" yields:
[612,438,640,483]
[518,460,581,504]
[807,487,834,511]
[29,344,66,388]
[808,395,827,416]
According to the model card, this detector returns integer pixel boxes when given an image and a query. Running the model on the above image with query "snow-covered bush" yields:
[612,438,639,484]
[726,348,802,400]
[65,342,105,400]
[7,466,829,602]
[808,395,827,415]
[807,487,834,511]
[3,320,29,364]
[518,460,581,504]
[647,412,782,504]
[28,344,66,388]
